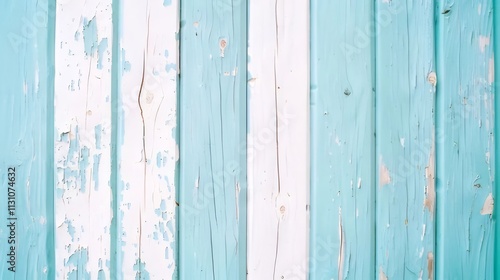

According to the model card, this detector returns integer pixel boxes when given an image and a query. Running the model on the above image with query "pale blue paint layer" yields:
[110,0,122,278]
[310,0,375,279]
[97,38,109,70]
[83,17,98,56]
[0,0,55,279]
[66,248,91,279]
[376,1,436,279]
[436,0,496,279]
[494,0,500,277]
[179,0,247,278]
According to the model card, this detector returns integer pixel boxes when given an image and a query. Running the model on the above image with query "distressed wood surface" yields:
[247,0,309,279]
[54,0,113,278]
[179,0,247,279]
[310,0,375,279]
[3,1,500,279]
[375,1,436,279]
[116,0,179,278]
[0,0,55,279]
[436,0,496,279]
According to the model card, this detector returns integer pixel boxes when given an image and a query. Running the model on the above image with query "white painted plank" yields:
[54,0,113,278]
[117,0,179,278]
[247,0,309,279]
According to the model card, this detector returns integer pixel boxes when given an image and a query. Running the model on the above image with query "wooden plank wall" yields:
[0,0,500,279]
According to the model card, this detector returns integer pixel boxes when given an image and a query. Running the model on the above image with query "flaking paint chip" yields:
[480,193,494,215]
[379,268,388,280]
[219,38,227,57]
[479,36,490,53]
[427,72,437,87]
[379,158,391,187]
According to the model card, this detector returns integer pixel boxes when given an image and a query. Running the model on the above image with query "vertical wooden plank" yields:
[54,0,113,278]
[179,0,247,278]
[0,0,55,278]
[436,0,495,278]
[116,0,179,278]
[376,1,436,279]
[247,0,309,279]
[310,0,375,279]
[494,1,500,277]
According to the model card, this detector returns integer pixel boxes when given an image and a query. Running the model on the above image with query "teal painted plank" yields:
[310,0,375,279]
[376,1,436,279]
[494,0,500,278]
[179,0,247,279]
[0,0,55,279]
[436,0,496,279]
[110,0,120,277]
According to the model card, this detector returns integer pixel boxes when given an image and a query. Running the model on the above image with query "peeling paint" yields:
[219,38,227,57]
[379,158,391,187]
[379,267,388,280]
[82,17,98,56]
[55,0,113,278]
[338,208,345,280]
[480,193,494,215]
[427,72,437,86]
[488,57,494,84]
[117,0,178,278]
[427,252,434,280]
[424,142,435,214]
[479,36,490,53]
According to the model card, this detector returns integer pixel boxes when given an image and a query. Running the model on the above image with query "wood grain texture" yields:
[436,0,495,279]
[0,0,55,278]
[375,1,436,279]
[247,0,309,279]
[115,0,179,279]
[3,2,500,279]
[310,0,375,279]
[54,0,113,278]
[179,0,247,278]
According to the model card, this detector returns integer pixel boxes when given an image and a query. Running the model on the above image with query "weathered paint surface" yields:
[2,1,500,279]
[247,0,309,279]
[54,0,113,278]
[376,1,436,279]
[178,0,247,279]
[115,0,179,279]
[0,0,55,279]
[436,0,496,279]
[310,0,375,279]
